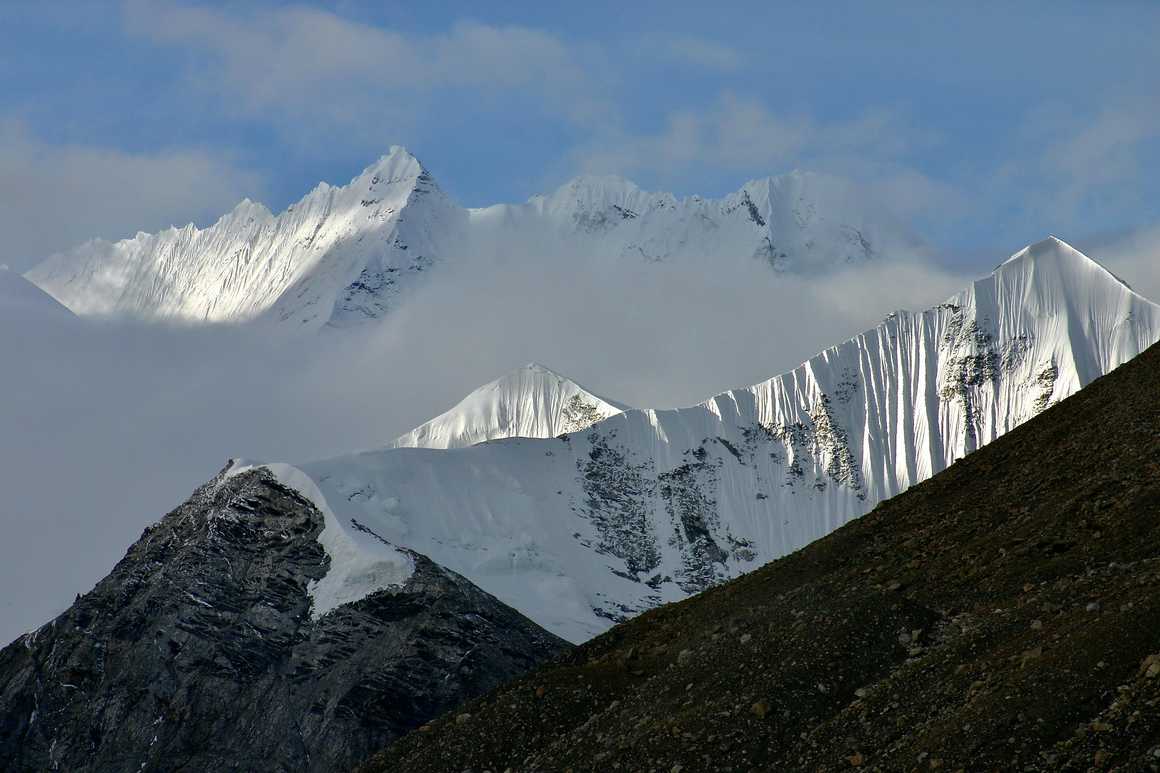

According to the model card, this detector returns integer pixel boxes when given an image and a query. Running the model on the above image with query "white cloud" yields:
[573,94,942,178]
[990,99,1160,231]
[572,93,965,223]
[575,93,807,176]
[1087,223,1160,303]
[122,1,608,139]
[1042,104,1160,186]
[0,119,261,271]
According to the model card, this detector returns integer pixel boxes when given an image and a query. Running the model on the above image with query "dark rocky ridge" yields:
[364,341,1160,772]
[0,466,568,772]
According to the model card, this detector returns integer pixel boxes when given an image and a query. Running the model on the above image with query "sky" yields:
[2,1,1160,271]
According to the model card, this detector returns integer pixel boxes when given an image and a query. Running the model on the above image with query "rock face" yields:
[363,338,1160,773]
[0,466,568,773]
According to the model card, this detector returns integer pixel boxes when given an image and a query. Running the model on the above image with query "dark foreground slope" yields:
[0,467,568,772]
[365,342,1160,772]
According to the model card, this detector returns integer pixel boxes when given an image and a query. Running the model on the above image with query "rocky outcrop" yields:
[0,466,568,772]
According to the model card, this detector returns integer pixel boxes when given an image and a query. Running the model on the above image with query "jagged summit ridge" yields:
[276,238,1160,642]
[388,362,630,450]
[26,146,464,328]
[471,167,917,269]
[25,153,921,327]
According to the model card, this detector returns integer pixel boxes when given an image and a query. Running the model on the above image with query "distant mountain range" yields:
[24,147,921,329]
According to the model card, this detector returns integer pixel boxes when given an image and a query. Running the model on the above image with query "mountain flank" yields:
[0,466,568,773]
[363,340,1160,772]
[293,237,1160,644]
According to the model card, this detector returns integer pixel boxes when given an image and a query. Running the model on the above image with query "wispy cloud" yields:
[0,119,261,270]
[990,98,1160,236]
[122,0,610,141]
[1087,223,1160,303]
[572,93,965,222]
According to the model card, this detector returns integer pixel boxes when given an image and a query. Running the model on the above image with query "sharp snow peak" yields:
[388,363,630,450]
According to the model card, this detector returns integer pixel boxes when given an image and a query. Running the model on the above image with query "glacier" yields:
[247,237,1160,643]
[24,148,921,329]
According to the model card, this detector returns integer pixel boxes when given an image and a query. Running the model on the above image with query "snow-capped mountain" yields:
[470,170,919,269]
[236,237,1160,643]
[24,149,920,328]
[26,147,466,329]
[0,463,566,772]
[388,362,630,449]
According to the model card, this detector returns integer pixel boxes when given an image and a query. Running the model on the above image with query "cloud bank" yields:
[122,0,609,143]
[0,120,261,272]
[0,249,973,645]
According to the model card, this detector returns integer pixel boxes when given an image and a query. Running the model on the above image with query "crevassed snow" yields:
[281,237,1160,642]
[24,152,921,329]
[388,362,630,449]
[226,460,413,618]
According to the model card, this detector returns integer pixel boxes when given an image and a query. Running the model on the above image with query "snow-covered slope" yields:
[388,362,630,449]
[470,170,920,270]
[25,147,467,329]
[253,237,1158,643]
[24,154,920,327]
[0,265,74,322]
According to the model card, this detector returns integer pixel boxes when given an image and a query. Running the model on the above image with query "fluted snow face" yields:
[25,147,467,329]
[286,238,1160,642]
[25,158,920,328]
[388,363,629,450]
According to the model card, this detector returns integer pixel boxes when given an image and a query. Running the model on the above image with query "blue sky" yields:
[2,0,1159,270]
